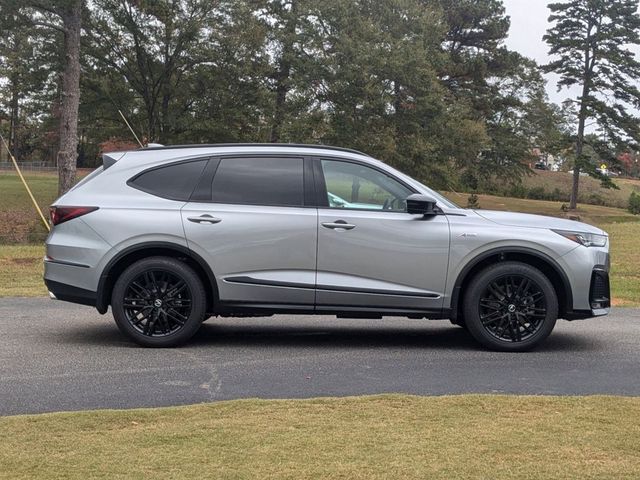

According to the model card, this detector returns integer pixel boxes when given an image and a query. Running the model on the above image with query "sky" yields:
[502,0,640,108]
[502,0,573,105]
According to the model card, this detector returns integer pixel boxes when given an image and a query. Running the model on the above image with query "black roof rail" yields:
[139,143,371,157]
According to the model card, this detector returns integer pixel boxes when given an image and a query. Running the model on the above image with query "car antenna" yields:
[118,109,144,148]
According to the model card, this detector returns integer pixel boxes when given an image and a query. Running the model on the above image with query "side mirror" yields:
[406,193,438,216]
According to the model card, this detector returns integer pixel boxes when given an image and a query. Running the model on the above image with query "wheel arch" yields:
[450,247,572,322]
[96,242,218,314]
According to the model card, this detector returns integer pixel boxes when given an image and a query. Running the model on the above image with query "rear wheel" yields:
[111,257,207,347]
[463,262,558,352]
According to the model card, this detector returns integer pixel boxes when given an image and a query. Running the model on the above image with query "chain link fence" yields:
[0,162,57,172]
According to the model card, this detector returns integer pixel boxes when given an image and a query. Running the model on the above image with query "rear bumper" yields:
[45,279,97,308]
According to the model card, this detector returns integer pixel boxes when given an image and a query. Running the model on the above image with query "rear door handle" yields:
[322,220,356,230]
[187,214,222,225]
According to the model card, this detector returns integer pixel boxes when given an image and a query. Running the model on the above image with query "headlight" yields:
[552,230,607,247]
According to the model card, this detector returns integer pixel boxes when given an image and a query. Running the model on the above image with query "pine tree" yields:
[544,0,640,209]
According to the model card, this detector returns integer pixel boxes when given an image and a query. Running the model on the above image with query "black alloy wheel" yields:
[463,262,558,352]
[123,269,192,337]
[477,274,546,343]
[112,257,207,347]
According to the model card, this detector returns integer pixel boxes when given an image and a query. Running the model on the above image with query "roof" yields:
[138,143,371,157]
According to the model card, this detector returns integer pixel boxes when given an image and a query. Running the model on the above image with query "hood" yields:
[473,210,606,235]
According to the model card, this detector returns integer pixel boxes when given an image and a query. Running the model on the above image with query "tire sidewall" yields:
[463,262,558,352]
[111,257,207,347]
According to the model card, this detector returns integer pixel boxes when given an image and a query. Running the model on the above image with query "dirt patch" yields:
[7,257,40,265]
[0,210,48,244]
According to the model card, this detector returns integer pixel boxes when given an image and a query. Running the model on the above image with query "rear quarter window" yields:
[129,159,209,201]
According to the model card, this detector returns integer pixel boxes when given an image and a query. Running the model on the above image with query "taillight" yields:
[49,206,98,226]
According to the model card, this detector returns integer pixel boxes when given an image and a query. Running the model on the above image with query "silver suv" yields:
[45,144,610,351]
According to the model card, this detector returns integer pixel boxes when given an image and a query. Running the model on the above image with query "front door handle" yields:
[322,220,356,230]
[187,214,222,225]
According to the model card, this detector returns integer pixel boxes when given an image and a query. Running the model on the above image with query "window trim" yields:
[312,156,418,213]
[127,157,211,202]
[190,157,221,202]
[197,154,311,208]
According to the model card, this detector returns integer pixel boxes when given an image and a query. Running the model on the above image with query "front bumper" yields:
[558,242,610,320]
[562,268,610,320]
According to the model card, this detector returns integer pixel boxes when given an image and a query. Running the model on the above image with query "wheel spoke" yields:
[165,281,186,299]
[165,309,186,327]
[488,282,506,300]
[516,278,530,297]
[130,282,151,299]
[483,314,507,326]
[480,300,501,311]
[515,313,536,334]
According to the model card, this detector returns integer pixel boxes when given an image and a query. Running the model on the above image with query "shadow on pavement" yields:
[56,318,602,353]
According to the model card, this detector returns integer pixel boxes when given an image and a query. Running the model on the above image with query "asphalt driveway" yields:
[1,298,638,415]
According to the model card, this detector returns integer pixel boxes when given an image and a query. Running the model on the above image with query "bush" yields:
[629,192,640,215]
[550,187,569,202]
[507,184,528,199]
[586,193,606,206]
[467,194,480,209]
[527,186,547,200]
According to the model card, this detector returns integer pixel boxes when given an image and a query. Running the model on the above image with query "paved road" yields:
[1,298,639,415]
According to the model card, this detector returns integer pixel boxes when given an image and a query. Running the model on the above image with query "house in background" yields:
[532,147,563,171]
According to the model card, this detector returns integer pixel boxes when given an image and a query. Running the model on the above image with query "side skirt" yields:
[215,301,451,320]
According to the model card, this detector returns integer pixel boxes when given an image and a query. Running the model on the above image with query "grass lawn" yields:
[0,173,58,243]
[0,245,46,297]
[444,190,640,226]
[521,170,640,209]
[605,222,640,306]
[1,394,639,479]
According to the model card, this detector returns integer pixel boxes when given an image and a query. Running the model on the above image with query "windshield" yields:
[415,181,460,209]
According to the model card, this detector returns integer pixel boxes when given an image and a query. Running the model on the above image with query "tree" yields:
[57,0,83,195]
[544,0,640,209]
[316,0,487,186]
[436,0,511,111]
[86,1,220,144]
[436,0,549,184]
[0,0,84,195]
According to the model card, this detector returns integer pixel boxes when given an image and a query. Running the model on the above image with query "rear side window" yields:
[211,157,304,206]
[130,160,208,201]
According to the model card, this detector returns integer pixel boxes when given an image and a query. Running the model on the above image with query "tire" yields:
[462,261,558,352]
[111,256,207,347]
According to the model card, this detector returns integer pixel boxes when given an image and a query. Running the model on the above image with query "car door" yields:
[314,157,450,313]
[181,155,317,307]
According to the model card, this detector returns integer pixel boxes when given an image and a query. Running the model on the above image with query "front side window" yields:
[130,159,208,201]
[211,157,304,206]
[320,160,413,212]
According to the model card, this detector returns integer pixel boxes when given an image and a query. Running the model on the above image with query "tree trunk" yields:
[57,0,82,196]
[9,80,19,156]
[270,1,297,143]
[571,43,593,210]
[571,128,584,210]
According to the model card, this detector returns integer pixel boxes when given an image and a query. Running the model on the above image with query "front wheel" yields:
[462,262,558,352]
[111,257,207,347]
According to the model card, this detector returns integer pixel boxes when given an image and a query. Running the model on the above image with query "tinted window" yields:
[211,157,304,206]
[321,160,412,212]
[131,160,208,200]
